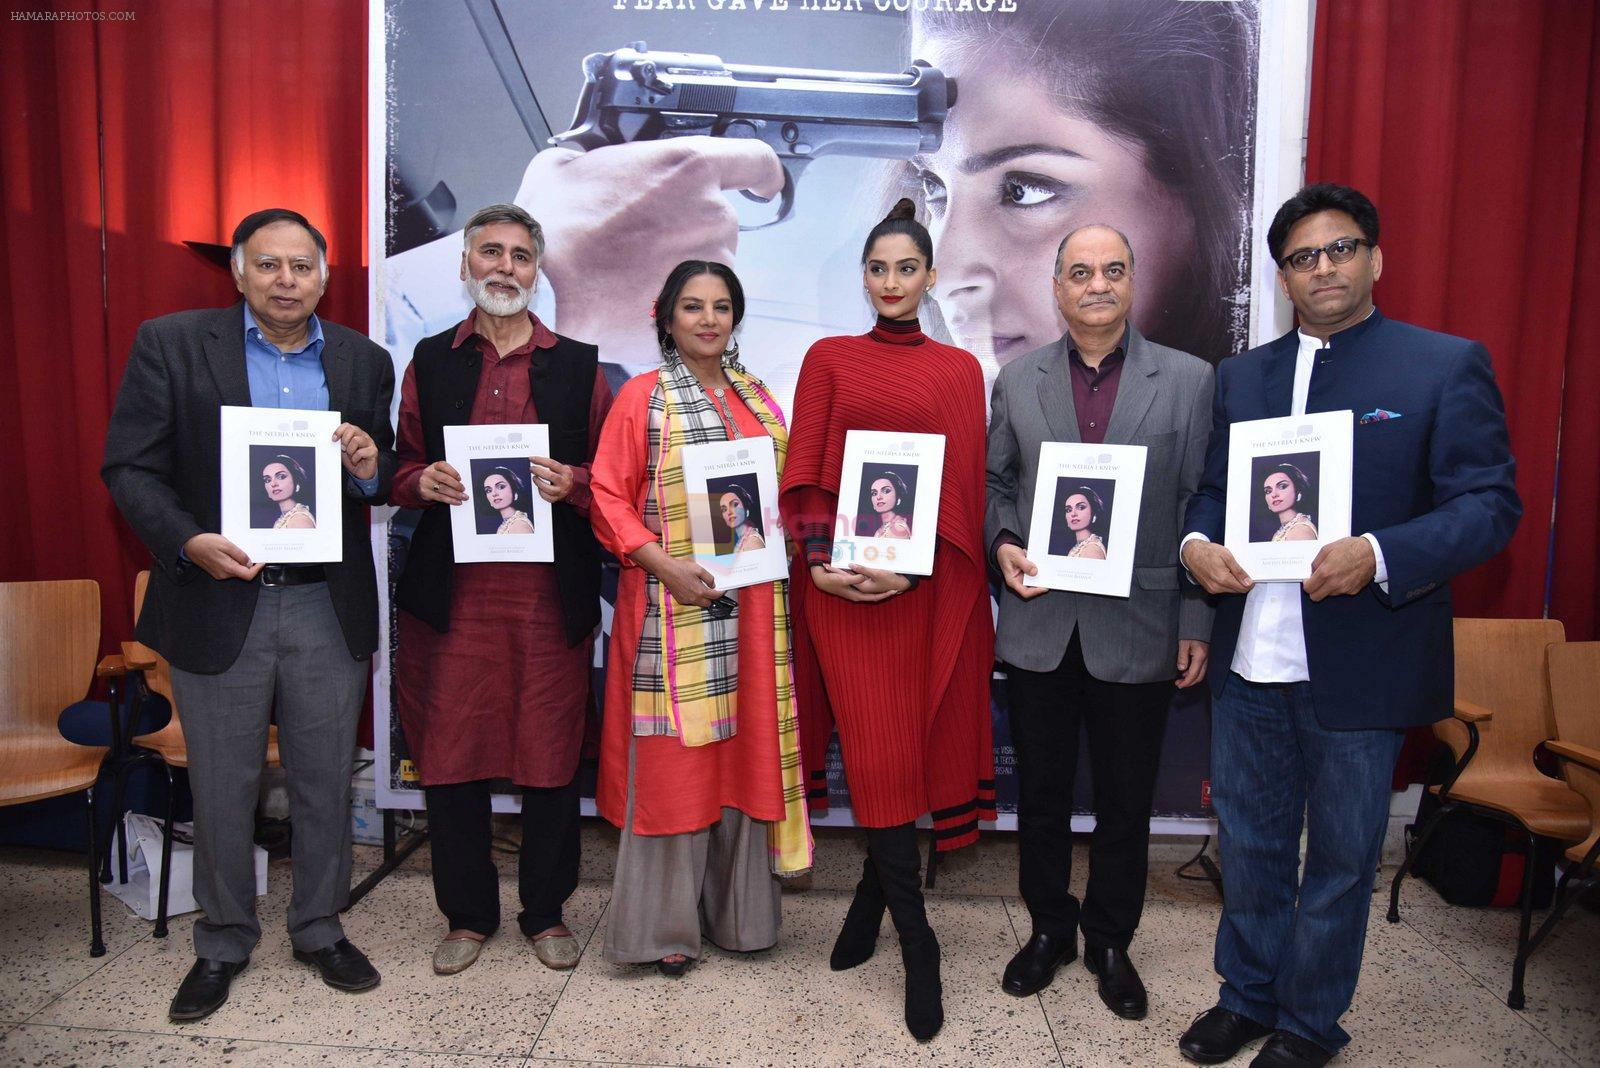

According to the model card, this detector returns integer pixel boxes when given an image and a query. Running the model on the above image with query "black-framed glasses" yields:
[1280,237,1371,272]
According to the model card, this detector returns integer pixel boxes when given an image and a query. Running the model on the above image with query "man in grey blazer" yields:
[102,209,396,1022]
[986,225,1214,1017]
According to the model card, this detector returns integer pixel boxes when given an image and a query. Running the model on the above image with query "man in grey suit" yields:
[986,225,1214,1017]
[102,209,396,1022]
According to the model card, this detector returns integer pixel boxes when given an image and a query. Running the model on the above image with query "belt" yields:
[257,564,328,588]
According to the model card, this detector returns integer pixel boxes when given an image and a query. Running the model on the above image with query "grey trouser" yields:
[170,583,367,962]
[603,738,781,964]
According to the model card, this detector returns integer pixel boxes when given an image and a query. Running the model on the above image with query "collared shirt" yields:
[451,308,560,423]
[241,303,379,498]
[243,304,328,410]
[1066,329,1127,444]
[1182,319,1389,682]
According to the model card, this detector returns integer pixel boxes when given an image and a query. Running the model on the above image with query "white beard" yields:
[468,274,531,317]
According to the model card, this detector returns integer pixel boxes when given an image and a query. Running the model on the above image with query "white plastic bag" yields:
[104,812,267,921]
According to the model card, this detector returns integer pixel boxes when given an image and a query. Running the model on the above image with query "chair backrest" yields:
[131,571,175,705]
[1449,618,1566,782]
[1547,641,1600,816]
[0,580,100,734]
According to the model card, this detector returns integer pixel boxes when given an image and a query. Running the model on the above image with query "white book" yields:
[1022,442,1148,597]
[219,406,343,563]
[679,436,788,591]
[1225,410,1354,581]
[444,424,555,563]
[831,430,945,577]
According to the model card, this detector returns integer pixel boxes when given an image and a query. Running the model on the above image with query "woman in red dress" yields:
[590,261,810,977]
[780,200,995,1042]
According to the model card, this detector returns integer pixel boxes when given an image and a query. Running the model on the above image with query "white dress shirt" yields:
[1183,326,1388,682]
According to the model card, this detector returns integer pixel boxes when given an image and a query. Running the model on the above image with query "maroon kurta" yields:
[393,311,613,788]
[779,318,996,851]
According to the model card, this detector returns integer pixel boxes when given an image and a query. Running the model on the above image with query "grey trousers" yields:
[603,739,782,964]
[170,583,367,962]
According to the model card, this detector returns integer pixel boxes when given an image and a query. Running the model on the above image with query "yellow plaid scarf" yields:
[632,353,812,874]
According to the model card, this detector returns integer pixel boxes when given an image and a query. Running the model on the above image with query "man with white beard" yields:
[388,204,613,976]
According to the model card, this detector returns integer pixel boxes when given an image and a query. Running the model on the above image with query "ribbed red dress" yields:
[780,318,996,851]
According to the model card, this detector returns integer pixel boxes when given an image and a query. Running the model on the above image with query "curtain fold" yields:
[1,1,368,657]
[1307,0,1597,630]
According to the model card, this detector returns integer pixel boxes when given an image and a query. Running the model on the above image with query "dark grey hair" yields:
[463,203,546,260]
[1054,224,1136,279]
[230,207,328,281]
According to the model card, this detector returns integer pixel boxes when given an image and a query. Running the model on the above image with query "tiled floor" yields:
[0,823,1594,1066]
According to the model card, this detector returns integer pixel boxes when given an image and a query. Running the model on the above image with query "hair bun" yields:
[883,198,918,224]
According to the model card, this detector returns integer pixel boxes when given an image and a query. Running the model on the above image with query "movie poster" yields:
[368,0,1314,826]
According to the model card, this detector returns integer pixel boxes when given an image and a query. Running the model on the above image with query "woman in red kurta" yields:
[780,201,994,1042]
[391,207,612,977]
[590,261,810,976]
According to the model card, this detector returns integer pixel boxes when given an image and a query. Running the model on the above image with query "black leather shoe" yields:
[168,956,248,1022]
[1001,932,1078,996]
[1083,945,1148,1020]
[293,937,380,992]
[1249,1031,1333,1067]
[1178,1006,1274,1064]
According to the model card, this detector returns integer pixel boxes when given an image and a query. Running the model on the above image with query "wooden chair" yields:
[1387,618,1590,1009]
[0,580,109,956]
[1510,642,1600,1004]
[107,571,280,937]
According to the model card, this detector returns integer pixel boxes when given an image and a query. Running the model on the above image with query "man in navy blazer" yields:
[1175,184,1520,1067]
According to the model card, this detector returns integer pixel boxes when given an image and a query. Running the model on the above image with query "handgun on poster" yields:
[551,41,955,226]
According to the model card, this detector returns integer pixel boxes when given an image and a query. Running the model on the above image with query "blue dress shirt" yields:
[242,305,379,497]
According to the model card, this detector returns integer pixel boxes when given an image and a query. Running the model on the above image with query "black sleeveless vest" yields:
[394,325,602,646]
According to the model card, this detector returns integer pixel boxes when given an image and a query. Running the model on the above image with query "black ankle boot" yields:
[830,855,885,970]
[868,824,943,1042]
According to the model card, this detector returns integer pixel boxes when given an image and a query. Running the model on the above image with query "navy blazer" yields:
[1183,310,1520,729]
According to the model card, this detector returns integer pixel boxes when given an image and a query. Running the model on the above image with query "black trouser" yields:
[424,775,580,939]
[1006,630,1172,951]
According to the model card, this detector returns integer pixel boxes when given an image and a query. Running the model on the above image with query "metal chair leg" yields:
[109,756,138,886]
[86,787,105,957]
[1514,838,1600,1003]
[1507,829,1541,1010]
[1388,802,1451,923]
[155,763,177,939]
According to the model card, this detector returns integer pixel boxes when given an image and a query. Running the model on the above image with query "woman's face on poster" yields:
[484,473,514,511]
[870,478,899,515]
[1064,492,1094,531]
[1263,472,1297,515]
[720,491,746,529]
[262,462,296,502]
[909,36,1194,366]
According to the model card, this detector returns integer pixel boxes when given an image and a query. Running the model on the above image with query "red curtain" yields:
[1,1,368,655]
[1306,0,1600,638]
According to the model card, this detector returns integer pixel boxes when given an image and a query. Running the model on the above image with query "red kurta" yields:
[780,320,996,851]
[393,311,613,788]
[589,371,787,837]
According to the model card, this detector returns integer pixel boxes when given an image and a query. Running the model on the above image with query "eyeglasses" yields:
[1280,237,1371,272]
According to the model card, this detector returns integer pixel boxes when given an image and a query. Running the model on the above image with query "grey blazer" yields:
[101,303,396,675]
[985,326,1214,681]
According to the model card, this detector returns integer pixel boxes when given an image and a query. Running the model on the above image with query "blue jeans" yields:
[1211,673,1404,1053]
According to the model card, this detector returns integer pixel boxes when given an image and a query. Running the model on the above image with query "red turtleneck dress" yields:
[779,317,995,851]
